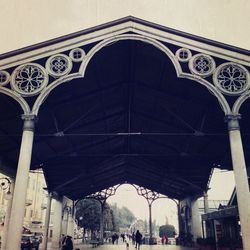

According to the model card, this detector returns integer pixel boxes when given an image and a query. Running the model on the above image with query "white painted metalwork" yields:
[10,63,48,97]
[175,48,192,62]
[213,62,249,96]
[189,53,216,77]
[69,48,86,62]
[32,34,231,116]
[0,70,10,86]
[46,54,72,77]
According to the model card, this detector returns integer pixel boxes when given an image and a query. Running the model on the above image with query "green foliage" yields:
[76,199,101,231]
[110,203,136,230]
[75,200,136,232]
[159,224,176,238]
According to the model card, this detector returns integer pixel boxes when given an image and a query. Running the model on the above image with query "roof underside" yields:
[1,18,250,201]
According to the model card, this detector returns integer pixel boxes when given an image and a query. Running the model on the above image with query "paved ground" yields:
[47,242,198,250]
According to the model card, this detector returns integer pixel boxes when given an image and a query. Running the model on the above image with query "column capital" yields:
[225,114,241,131]
[21,114,37,131]
[203,191,208,197]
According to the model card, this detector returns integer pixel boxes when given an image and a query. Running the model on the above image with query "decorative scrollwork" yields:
[69,48,86,62]
[134,185,166,205]
[175,48,192,62]
[0,71,10,86]
[11,63,48,96]
[85,185,119,202]
[46,54,72,77]
[189,53,216,77]
[213,62,249,96]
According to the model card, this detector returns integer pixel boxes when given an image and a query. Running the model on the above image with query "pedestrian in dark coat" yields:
[135,230,142,249]
[64,235,73,250]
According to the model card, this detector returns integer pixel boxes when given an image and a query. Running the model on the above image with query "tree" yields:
[110,203,136,230]
[76,199,119,232]
[75,199,101,232]
[75,200,136,233]
[103,202,115,231]
[159,224,176,238]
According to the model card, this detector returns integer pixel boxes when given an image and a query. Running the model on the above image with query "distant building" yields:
[0,170,48,237]
[24,169,48,233]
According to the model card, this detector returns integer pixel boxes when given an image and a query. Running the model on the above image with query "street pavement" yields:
[47,242,198,250]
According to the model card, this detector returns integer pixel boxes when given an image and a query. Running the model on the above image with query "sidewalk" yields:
[46,242,198,250]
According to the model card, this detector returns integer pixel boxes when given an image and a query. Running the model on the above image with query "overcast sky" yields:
[108,168,235,229]
[0,0,249,53]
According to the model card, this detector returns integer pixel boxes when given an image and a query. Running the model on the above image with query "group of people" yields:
[61,234,74,250]
[111,230,142,249]
[60,230,143,249]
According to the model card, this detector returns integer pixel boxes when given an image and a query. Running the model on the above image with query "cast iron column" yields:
[6,115,35,250]
[148,203,153,244]
[227,115,250,249]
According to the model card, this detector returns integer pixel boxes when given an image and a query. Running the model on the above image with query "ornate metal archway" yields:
[75,183,179,245]
[0,16,249,249]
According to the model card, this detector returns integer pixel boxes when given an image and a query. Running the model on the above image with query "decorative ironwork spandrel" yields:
[11,63,48,97]
[69,48,86,62]
[46,54,73,77]
[189,53,216,77]
[135,186,164,205]
[213,62,250,95]
[0,71,10,86]
[176,48,192,62]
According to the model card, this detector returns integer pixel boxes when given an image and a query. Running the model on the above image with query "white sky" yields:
[0,0,249,53]
[108,169,235,229]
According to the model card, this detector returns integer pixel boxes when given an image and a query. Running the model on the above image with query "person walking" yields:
[62,235,73,250]
[135,230,142,249]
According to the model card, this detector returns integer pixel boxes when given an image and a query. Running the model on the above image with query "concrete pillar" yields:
[51,195,63,249]
[40,192,52,250]
[203,192,209,214]
[227,115,250,250]
[1,180,14,250]
[191,199,202,242]
[6,115,35,250]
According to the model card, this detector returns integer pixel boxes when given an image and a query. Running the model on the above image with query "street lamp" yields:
[0,177,12,200]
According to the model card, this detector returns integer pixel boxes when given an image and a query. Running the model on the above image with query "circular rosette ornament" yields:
[175,48,192,62]
[0,71,10,86]
[46,54,72,77]
[11,63,48,97]
[189,53,216,77]
[213,63,249,96]
[69,48,86,62]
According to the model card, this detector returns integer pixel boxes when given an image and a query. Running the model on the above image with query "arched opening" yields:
[29,39,229,201]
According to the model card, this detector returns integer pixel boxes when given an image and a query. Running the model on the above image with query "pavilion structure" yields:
[0,17,249,249]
